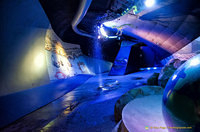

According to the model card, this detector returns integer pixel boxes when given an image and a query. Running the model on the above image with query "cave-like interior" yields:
[0,0,200,131]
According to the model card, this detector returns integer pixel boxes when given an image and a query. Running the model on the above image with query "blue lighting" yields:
[144,0,155,7]
[139,67,161,71]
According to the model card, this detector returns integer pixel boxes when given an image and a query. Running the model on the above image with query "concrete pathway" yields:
[1,70,159,131]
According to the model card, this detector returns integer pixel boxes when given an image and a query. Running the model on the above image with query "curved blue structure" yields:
[163,54,200,131]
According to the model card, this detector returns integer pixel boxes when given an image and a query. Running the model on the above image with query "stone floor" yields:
[1,70,160,132]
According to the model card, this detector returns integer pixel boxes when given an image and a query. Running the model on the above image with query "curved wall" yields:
[0,0,112,96]
[0,0,50,96]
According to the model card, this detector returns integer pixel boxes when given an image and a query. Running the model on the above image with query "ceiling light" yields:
[144,0,155,7]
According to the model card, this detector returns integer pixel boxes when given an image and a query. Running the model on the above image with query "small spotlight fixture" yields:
[100,25,108,38]
[98,24,118,39]
[144,0,155,7]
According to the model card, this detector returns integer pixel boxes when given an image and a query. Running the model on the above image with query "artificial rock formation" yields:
[114,85,163,122]
[158,59,185,88]
[147,72,160,86]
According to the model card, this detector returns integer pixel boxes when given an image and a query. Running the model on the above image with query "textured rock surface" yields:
[147,72,160,86]
[158,59,185,88]
[114,85,163,122]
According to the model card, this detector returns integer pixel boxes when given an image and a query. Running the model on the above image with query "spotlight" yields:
[144,0,155,7]
[100,25,108,37]
[98,24,119,39]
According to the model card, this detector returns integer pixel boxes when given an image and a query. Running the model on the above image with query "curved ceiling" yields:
[39,0,200,60]
[105,0,200,54]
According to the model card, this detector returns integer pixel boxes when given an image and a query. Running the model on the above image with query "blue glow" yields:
[140,67,161,71]
[144,0,155,7]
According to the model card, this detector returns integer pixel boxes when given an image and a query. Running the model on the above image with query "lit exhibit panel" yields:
[45,29,91,81]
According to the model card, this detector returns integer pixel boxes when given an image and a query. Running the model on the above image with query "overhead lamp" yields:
[144,0,155,7]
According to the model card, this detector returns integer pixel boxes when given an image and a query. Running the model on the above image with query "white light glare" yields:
[189,57,200,66]
[147,67,151,70]
[100,26,108,37]
[145,0,155,7]
[108,36,118,39]
[34,52,45,68]
[103,21,114,27]
[172,74,177,81]
[102,87,108,91]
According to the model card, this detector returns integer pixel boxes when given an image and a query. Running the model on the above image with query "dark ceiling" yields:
[39,0,114,43]
[39,0,200,62]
